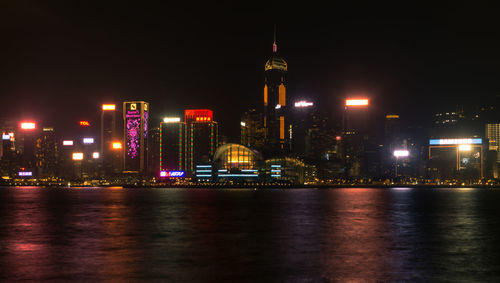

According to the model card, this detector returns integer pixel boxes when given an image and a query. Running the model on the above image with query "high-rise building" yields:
[160,117,185,173]
[101,104,120,175]
[486,123,500,178]
[185,109,218,175]
[240,109,265,151]
[35,127,58,178]
[19,121,38,176]
[123,101,149,174]
[263,29,289,156]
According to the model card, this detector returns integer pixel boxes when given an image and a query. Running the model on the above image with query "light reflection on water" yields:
[0,187,499,281]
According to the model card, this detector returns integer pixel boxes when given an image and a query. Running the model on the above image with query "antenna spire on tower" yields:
[273,24,277,53]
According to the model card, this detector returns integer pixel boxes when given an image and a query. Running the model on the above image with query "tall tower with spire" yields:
[263,26,289,156]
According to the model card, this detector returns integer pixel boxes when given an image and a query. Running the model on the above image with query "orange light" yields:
[72,152,84,160]
[102,104,116,111]
[345,99,369,106]
[112,142,122,149]
[79,121,90,126]
[20,122,36,130]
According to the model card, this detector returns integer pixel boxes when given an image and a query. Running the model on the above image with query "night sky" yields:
[1,1,499,139]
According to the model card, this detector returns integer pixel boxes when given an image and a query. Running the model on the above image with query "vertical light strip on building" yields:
[279,116,285,140]
[159,122,163,171]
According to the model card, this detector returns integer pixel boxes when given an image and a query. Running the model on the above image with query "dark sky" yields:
[1,1,499,138]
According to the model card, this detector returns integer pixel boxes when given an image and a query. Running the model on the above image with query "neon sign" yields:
[80,121,90,126]
[20,122,36,130]
[63,140,74,146]
[394,150,409,157]
[185,109,213,123]
[72,152,84,160]
[18,171,33,177]
[429,138,482,145]
[83,138,94,144]
[345,99,369,106]
[163,117,181,123]
[159,171,185,177]
[126,110,140,158]
[102,104,116,111]
[294,101,314,108]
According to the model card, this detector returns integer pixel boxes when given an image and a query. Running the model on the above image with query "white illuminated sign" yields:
[240,121,246,127]
[92,152,100,158]
[429,138,482,145]
[394,150,409,157]
[294,101,314,108]
[83,138,94,144]
[163,117,181,123]
[63,140,74,146]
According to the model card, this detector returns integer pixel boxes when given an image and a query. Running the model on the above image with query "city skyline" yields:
[1,2,500,139]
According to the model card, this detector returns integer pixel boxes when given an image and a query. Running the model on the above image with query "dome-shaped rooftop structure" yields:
[214,143,262,170]
[265,56,287,72]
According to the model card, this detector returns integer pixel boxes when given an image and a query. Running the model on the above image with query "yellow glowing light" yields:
[72,152,84,160]
[102,104,116,111]
[459,144,472,151]
[386,115,399,119]
[112,142,122,149]
[346,99,369,106]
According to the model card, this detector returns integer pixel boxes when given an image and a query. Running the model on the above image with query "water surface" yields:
[1,187,500,281]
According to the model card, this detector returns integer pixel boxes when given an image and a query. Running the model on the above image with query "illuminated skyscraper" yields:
[185,109,218,175]
[123,101,149,174]
[486,123,500,178]
[160,117,185,172]
[35,127,58,178]
[240,109,265,151]
[101,104,120,175]
[263,28,289,156]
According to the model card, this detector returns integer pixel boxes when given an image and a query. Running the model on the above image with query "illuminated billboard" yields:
[18,171,33,177]
[112,142,122,149]
[62,140,74,146]
[294,101,314,108]
[458,144,472,151]
[102,104,116,111]
[125,109,141,159]
[386,115,400,119]
[185,109,213,123]
[159,171,185,178]
[163,117,181,123]
[72,152,84,160]
[345,99,369,106]
[394,150,409,157]
[124,101,149,173]
[2,134,9,140]
[20,122,36,130]
[429,138,482,145]
[92,152,100,159]
[83,138,94,144]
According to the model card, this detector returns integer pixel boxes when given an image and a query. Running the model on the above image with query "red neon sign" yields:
[79,121,90,126]
[185,109,213,123]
